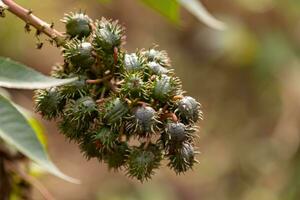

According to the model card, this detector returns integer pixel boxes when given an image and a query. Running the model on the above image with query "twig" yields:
[86,75,113,84]
[2,0,65,46]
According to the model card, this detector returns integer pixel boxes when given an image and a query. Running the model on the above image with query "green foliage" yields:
[0,57,77,89]
[0,94,78,183]
[139,0,179,23]
[33,12,203,181]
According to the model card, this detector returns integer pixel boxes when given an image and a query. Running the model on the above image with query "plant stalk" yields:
[1,0,65,46]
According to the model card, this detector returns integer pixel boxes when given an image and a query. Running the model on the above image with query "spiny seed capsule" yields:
[59,77,90,99]
[102,98,129,125]
[63,40,95,70]
[124,53,144,72]
[152,75,181,102]
[168,143,196,174]
[127,106,160,136]
[64,96,98,127]
[93,127,118,150]
[147,62,169,75]
[142,49,170,67]
[166,122,187,143]
[35,88,64,120]
[93,18,123,52]
[63,12,92,39]
[79,134,102,159]
[127,144,161,181]
[120,72,146,98]
[104,142,129,170]
[176,96,202,124]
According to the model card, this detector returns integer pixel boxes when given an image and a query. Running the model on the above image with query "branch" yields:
[1,0,65,46]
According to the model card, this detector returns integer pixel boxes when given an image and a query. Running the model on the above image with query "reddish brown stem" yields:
[160,112,178,122]
[2,0,65,46]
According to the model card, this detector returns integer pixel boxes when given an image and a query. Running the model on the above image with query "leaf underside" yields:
[0,57,77,89]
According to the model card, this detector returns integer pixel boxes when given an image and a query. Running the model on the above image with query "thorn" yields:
[24,23,31,33]
[36,42,44,49]
[50,22,54,29]
[27,9,33,15]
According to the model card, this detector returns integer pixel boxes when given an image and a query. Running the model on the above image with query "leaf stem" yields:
[2,0,65,46]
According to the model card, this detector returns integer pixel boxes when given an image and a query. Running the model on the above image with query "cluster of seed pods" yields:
[35,12,203,181]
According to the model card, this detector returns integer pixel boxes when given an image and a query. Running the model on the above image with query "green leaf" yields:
[139,0,180,23]
[0,94,79,183]
[178,0,226,30]
[0,57,77,89]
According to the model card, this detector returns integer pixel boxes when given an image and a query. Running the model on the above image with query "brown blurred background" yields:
[2,0,300,199]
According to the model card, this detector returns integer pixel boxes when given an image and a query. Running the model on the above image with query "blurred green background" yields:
[2,0,300,199]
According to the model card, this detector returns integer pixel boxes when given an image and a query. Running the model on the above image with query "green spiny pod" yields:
[59,77,90,99]
[58,117,87,140]
[119,72,146,98]
[62,12,92,39]
[142,48,171,67]
[93,127,118,150]
[35,88,65,120]
[92,18,124,52]
[63,96,98,130]
[79,134,102,160]
[63,39,95,70]
[166,122,187,143]
[126,143,162,182]
[102,97,129,126]
[168,143,197,174]
[126,106,160,137]
[104,142,130,170]
[124,53,144,72]
[175,96,202,124]
[146,61,170,75]
[151,75,181,102]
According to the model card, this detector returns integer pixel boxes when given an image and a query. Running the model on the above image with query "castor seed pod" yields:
[176,96,202,124]
[58,117,87,140]
[142,48,170,67]
[79,134,102,160]
[126,143,162,182]
[62,12,92,39]
[151,75,181,102]
[59,77,90,99]
[120,72,146,98]
[126,106,160,137]
[124,53,144,72]
[35,88,64,120]
[64,96,98,129]
[93,18,124,52]
[166,122,187,143]
[147,61,169,75]
[168,143,196,174]
[93,127,118,150]
[104,142,129,170]
[102,98,129,125]
[63,39,95,70]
